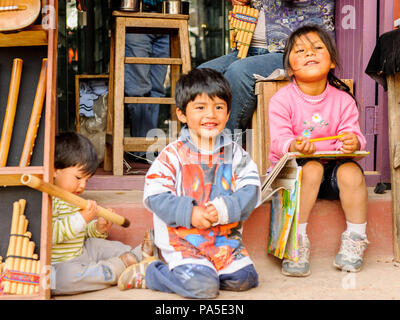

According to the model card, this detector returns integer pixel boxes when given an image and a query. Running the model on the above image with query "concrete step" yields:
[82,187,393,260]
[53,187,396,301]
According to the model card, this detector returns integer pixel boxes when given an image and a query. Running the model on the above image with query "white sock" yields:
[298,223,308,236]
[346,221,367,236]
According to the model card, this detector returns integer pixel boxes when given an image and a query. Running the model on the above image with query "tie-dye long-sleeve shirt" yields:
[143,127,261,273]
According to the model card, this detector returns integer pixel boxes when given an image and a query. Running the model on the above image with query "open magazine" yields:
[263,151,370,261]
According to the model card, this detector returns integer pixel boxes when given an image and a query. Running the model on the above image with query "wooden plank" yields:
[178,19,191,74]
[113,17,126,176]
[40,0,58,299]
[112,11,189,20]
[0,29,48,47]
[124,97,175,104]
[123,137,172,152]
[104,27,115,172]
[125,57,182,65]
[387,73,400,261]
[125,17,187,29]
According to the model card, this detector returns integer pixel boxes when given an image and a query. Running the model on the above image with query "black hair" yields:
[283,24,356,102]
[175,68,232,114]
[54,132,98,176]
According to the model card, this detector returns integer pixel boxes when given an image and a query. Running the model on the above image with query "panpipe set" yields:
[0,199,40,295]
[229,5,259,59]
[0,57,47,167]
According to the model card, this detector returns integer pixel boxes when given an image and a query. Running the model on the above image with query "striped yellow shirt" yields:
[51,197,107,263]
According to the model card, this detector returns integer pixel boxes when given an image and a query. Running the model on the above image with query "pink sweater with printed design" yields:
[268,81,367,166]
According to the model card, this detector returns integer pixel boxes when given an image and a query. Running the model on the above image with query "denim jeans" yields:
[124,33,170,137]
[145,261,259,299]
[198,48,283,132]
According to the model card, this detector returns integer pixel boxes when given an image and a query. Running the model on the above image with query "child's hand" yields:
[95,216,113,234]
[291,136,316,154]
[339,132,360,153]
[191,206,212,229]
[205,204,218,224]
[80,200,98,223]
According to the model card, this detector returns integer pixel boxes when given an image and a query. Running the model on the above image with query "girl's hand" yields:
[290,136,316,154]
[80,200,98,223]
[339,132,360,153]
[96,216,113,234]
[191,206,212,229]
[231,0,250,6]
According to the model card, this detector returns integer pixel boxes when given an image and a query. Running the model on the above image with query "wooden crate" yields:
[0,0,58,300]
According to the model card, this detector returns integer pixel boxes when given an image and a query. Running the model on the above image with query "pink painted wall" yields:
[335,0,393,186]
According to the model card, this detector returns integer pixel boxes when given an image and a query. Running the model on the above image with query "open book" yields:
[261,150,370,203]
[264,150,370,260]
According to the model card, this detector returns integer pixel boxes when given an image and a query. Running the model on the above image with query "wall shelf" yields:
[0,0,58,300]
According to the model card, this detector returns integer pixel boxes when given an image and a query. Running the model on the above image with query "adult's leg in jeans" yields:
[197,51,239,74]
[219,264,258,291]
[141,34,170,134]
[124,33,153,137]
[145,261,220,299]
[225,52,283,132]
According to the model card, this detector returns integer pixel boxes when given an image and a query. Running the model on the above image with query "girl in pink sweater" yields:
[268,25,369,277]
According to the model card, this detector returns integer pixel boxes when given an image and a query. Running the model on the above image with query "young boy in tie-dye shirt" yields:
[121,69,261,299]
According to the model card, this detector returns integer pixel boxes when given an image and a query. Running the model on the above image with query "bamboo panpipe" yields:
[21,174,131,227]
[19,58,48,167]
[229,5,259,59]
[236,6,251,51]
[238,8,259,59]
[1,199,40,295]
[0,58,23,166]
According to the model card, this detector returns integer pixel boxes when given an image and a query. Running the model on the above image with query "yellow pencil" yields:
[296,134,345,144]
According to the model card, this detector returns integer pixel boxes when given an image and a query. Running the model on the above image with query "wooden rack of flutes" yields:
[0,57,47,168]
[0,199,40,295]
[229,5,259,59]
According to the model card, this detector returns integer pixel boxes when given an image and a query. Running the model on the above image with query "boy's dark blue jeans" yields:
[145,261,258,299]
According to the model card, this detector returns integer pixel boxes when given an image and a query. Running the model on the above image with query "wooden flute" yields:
[0,58,23,166]
[19,58,48,167]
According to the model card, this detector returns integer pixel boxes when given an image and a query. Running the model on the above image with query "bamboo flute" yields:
[0,58,23,166]
[21,174,131,227]
[19,58,48,166]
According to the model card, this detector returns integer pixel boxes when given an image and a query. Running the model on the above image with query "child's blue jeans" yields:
[145,261,258,299]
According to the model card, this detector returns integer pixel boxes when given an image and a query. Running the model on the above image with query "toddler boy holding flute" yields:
[50,132,156,295]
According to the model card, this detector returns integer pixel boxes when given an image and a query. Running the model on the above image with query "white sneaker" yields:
[281,233,311,277]
[333,230,369,272]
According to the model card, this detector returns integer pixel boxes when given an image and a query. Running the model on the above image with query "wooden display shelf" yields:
[0,25,48,47]
[0,0,58,300]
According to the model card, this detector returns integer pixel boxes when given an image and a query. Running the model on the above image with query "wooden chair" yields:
[251,79,353,176]
[104,11,191,175]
